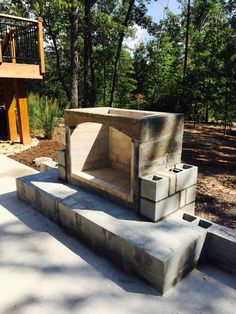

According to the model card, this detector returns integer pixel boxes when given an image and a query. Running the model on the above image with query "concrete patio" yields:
[0,155,235,314]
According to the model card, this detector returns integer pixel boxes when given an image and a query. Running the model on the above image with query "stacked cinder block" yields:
[140,163,198,221]
[57,149,67,181]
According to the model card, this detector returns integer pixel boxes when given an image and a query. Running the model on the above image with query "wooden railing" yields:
[0,14,45,75]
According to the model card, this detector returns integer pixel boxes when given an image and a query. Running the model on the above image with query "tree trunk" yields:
[183,0,191,76]
[83,0,90,107]
[224,80,228,135]
[70,0,79,108]
[205,102,209,123]
[109,0,135,107]
[193,101,197,128]
[47,24,70,102]
[88,24,97,106]
[103,54,106,106]
[150,88,157,106]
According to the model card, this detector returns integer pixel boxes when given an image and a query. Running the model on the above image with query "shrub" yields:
[28,93,63,139]
[130,93,148,110]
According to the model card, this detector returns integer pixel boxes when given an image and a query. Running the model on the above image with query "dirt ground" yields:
[9,123,236,230]
[182,124,236,230]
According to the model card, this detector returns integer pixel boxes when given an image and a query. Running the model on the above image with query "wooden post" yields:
[14,79,31,144]
[0,39,2,64]
[10,28,16,63]
[37,17,45,75]
[2,79,18,141]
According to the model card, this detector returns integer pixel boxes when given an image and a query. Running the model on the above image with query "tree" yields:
[109,0,135,107]
[70,0,80,108]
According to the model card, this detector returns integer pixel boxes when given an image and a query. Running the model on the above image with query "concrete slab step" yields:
[16,171,209,294]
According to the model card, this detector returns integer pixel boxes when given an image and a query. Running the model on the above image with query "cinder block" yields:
[147,114,184,141]
[182,202,195,214]
[58,202,77,232]
[140,174,169,202]
[186,185,196,204]
[139,140,183,162]
[16,179,25,197]
[140,193,179,222]
[57,149,66,167]
[207,226,236,275]
[179,189,186,208]
[24,183,36,204]
[16,170,208,295]
[34,157,52,166]
[40,192,57,219]
[58,165,67,181]
[163,231,207,290]
[172,164,198,192]
[155,169,176,195]
[40,160,58,172]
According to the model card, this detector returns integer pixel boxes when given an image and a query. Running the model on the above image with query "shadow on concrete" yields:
[198,262,236,290]
[0,190,157,296]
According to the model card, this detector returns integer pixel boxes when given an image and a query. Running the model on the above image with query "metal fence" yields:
[0,14,39,64]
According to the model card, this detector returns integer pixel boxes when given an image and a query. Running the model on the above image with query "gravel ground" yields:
[0,138,38,156]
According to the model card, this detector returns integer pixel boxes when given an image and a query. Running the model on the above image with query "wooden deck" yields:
[0,63,43,79]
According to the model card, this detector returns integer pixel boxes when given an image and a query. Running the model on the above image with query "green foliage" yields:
[130,93,148,110]
[133,0,236,131]
[28,93,63,139]
[2,0,235,132]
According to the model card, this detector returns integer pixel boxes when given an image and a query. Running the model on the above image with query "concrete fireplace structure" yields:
[63,107,184,212]
[16,107,236,295]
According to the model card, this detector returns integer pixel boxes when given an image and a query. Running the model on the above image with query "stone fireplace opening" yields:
[70,122,133,203]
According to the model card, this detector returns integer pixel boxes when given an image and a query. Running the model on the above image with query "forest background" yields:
[1,0,235,132]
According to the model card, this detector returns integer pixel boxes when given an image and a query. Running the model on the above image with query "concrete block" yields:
[182,212,198,222]
[40,192,58,220]
[179,189,186,208]
[206,227,236,275]
[16,179,25,197]
[186,185,196,204]
[16,170,208,295]
[147,114,184,141]
[177,211,236,274]
[34,157,53,166]
[40,160,58,172]
[171,164,198,192]
[140,174,169,202]
[24,183,36,204]
[57,149,66,167]
[155,169,176,195]
[163,231,207,292]
[181,202,195,214]
[58,201,78,232]
[140,193,179,222]
[140,140,183,162]
[58,165,67,181]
